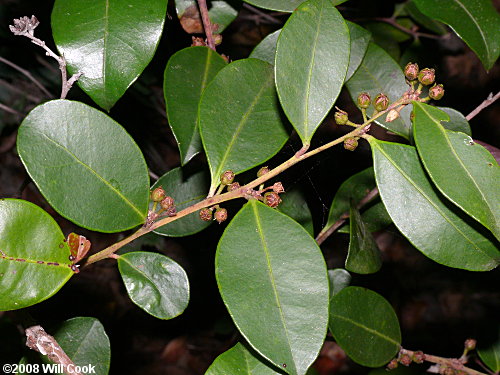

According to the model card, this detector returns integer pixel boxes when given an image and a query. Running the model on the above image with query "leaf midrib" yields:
[252,202,295,371]
[32,128,144,219]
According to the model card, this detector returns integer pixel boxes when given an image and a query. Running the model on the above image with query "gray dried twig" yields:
[9,15,83,99]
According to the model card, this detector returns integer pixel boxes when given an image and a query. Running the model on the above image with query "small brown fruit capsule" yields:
[412,351,425,364]
[387,359,399,370]
[220,170,235,185]
[373,93,389,111]
[151,187,166,202]
[199,208,212,221]
[429,83,444,100]
[160,196,175,210]
[418,68,435,86]
[399,354,412,367]
[344,137,358,151]
[214,208,228,224]
[404,62,419,81]
[264,192,282,208]
[257,166,270,178]
[464,339,476,351]
[334,110,349,125]
[357,92,371,109]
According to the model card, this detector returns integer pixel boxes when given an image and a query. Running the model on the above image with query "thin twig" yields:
[9,16,82,99]
[466,91,500,121]
[315,187,379,245]
[242,3,283,25]
[86,99,408,266]
[356,17,443,40]
[400,348,487,375]
[0,56,52,98]
[197,0,216,51]
[0,102,22,116]
[25,325,82,375]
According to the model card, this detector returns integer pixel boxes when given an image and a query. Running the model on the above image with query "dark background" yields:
[1,0,499,374]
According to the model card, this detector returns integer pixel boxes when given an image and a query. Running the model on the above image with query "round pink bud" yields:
[357,92,371,109]
[429,83,444,100]
[412,351,425,364]
[160,196,175,210]
[464,339,476,351]
[418,68,435,86]
[272,182,285,194]
[387,359,398,370]
[404,62,419,81]
[227,182,241,192]
[373,93,389,111]
[214,208,228,224]
[257,166,270,178]
[399,354,412,367]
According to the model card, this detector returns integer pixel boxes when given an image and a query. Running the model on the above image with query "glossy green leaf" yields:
[275,0,350,147]
[346,42,412,139]
[413,102,500,240]
[413,0,500,70]
[278,188,314,236]
[51,0,168,110]
[329,286,401,367]
[370,138,500,271]
[439,107,471,135]
[51,317,110,375]
[164,47,227,165]
[345,202,382,274]
[250,29,281,65]
[0,199,73,311]
[151,166,211,237]
[328,268,351,298]
[338,201,392,234]
[199,59,288,194]
[318,168,376,240]
[205,343,281,375]
[216,200,329,375]
[478,331,500,373]
[345,22,371,81]
[243,0,347,12]
[405,1,447,35]
[118,251,190,319]
[176,0,239,34]
[17,100,150,232]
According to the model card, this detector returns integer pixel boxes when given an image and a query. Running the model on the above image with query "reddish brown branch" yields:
[466,91,500,121]
[197,0,216,51]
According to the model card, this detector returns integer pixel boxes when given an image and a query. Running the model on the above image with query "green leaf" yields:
[338,201,392,234]
[199,59,288,194]
[328,268,351,298]
[243,0,347,12]
[0,199,73,311]
[275,0,350,146]
[278,188,314,236]
[164,47,227,165]
[250,29,281,65]
[438,107,471,135]
[478,331,500,373]
[405,1,447,35]
[216,200,329,375]
[205,343,281,375]
[413,0,500,70]
[176,0,240,34]
[51,317,110,375]
[17,100,150,232]
[318,168,376,240]
[369,137,500,271]
[51,0,168,110]
[345,202,382,274]
[329,286,401,367]
[118,251,190,319]
[151,166,211,237]
[413,102,500,240]
[346,42,412,139]
[345,22,371,81]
